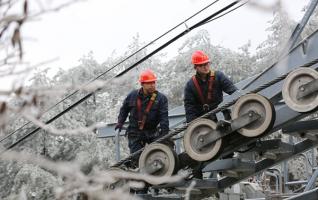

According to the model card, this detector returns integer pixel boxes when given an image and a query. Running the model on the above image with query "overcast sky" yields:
[2,0,311,90]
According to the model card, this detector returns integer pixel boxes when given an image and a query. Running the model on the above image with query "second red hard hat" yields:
[191,50,210,65]
[139,69,157,83]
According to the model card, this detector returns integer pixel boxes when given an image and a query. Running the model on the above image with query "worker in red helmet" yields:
[115,69,170,167]
[184,50,237,123]
[182,50,237,179]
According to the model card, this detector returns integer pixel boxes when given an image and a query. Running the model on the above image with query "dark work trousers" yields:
[126,130,174,168]
[128,131,159,154]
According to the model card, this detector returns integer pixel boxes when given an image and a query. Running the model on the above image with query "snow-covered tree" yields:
[255,8,296,71]
[302,4,318,39]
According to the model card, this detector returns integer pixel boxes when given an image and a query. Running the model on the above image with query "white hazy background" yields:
[1,0,310,89]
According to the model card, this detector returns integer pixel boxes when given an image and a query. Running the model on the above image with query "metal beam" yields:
[285,187,318,200]
[282,120,318,134]
[217,139,318,191]
[157,138,317,193]
[97,107,186,138]
[202,158,256,173]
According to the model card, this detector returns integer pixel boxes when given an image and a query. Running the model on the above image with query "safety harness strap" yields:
[137,91,157,130]
[192,70,215,105]
[207,70,215,103]
[192,76,205,104]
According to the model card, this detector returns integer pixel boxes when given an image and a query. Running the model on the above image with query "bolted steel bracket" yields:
[142,159,163,174]
[196,111,261,150]
[297,78,318,100]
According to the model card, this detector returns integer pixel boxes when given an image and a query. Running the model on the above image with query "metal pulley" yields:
[183,119,223,161]
[232,93,275,137]
[282,67,318,112]
[138,143,178,184]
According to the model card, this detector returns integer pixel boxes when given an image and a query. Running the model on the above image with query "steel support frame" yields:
[153,178,218,191]
[142,4,318,199]
[304,167,318,191]
[155,138,318,194]
[212,28,318,159]
[200,139,317,191]
[221,140,318,190]
[159,139,318,192]
[285,187,318,200]
[202,158,256,173]
[252,139,294,154]
[282,120,318,135]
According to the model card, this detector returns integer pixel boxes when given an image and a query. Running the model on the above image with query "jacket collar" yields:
[138,88,157,98]
[195,70,211,81]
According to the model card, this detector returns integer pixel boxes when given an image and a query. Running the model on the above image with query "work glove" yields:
[114,123,123,132]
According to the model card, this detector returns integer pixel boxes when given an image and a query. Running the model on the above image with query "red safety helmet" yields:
[139,69,157,83]
[191,50,210,65]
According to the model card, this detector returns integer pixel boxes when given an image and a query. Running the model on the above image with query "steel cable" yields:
[0,0,222,144]
[112,58,318,167]
[1,1,242,153]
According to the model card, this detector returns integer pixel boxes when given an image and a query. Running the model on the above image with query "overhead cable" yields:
[0,0,221,144]
[2,1,242,152]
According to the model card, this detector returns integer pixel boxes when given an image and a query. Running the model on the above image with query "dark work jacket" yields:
[184,70,237,123]
[117,89,169,136]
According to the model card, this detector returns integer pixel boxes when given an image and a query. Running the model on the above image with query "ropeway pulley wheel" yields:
[139,143,177,184]
[232,93,275,137]
[282,67,318,112]
[183,119,222,161]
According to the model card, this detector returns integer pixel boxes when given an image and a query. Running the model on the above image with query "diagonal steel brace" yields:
[196,111,260,150]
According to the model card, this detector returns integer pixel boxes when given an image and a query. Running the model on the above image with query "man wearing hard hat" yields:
[115,69,170,166]
[183,50,238,179]
[184,50,237,123]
